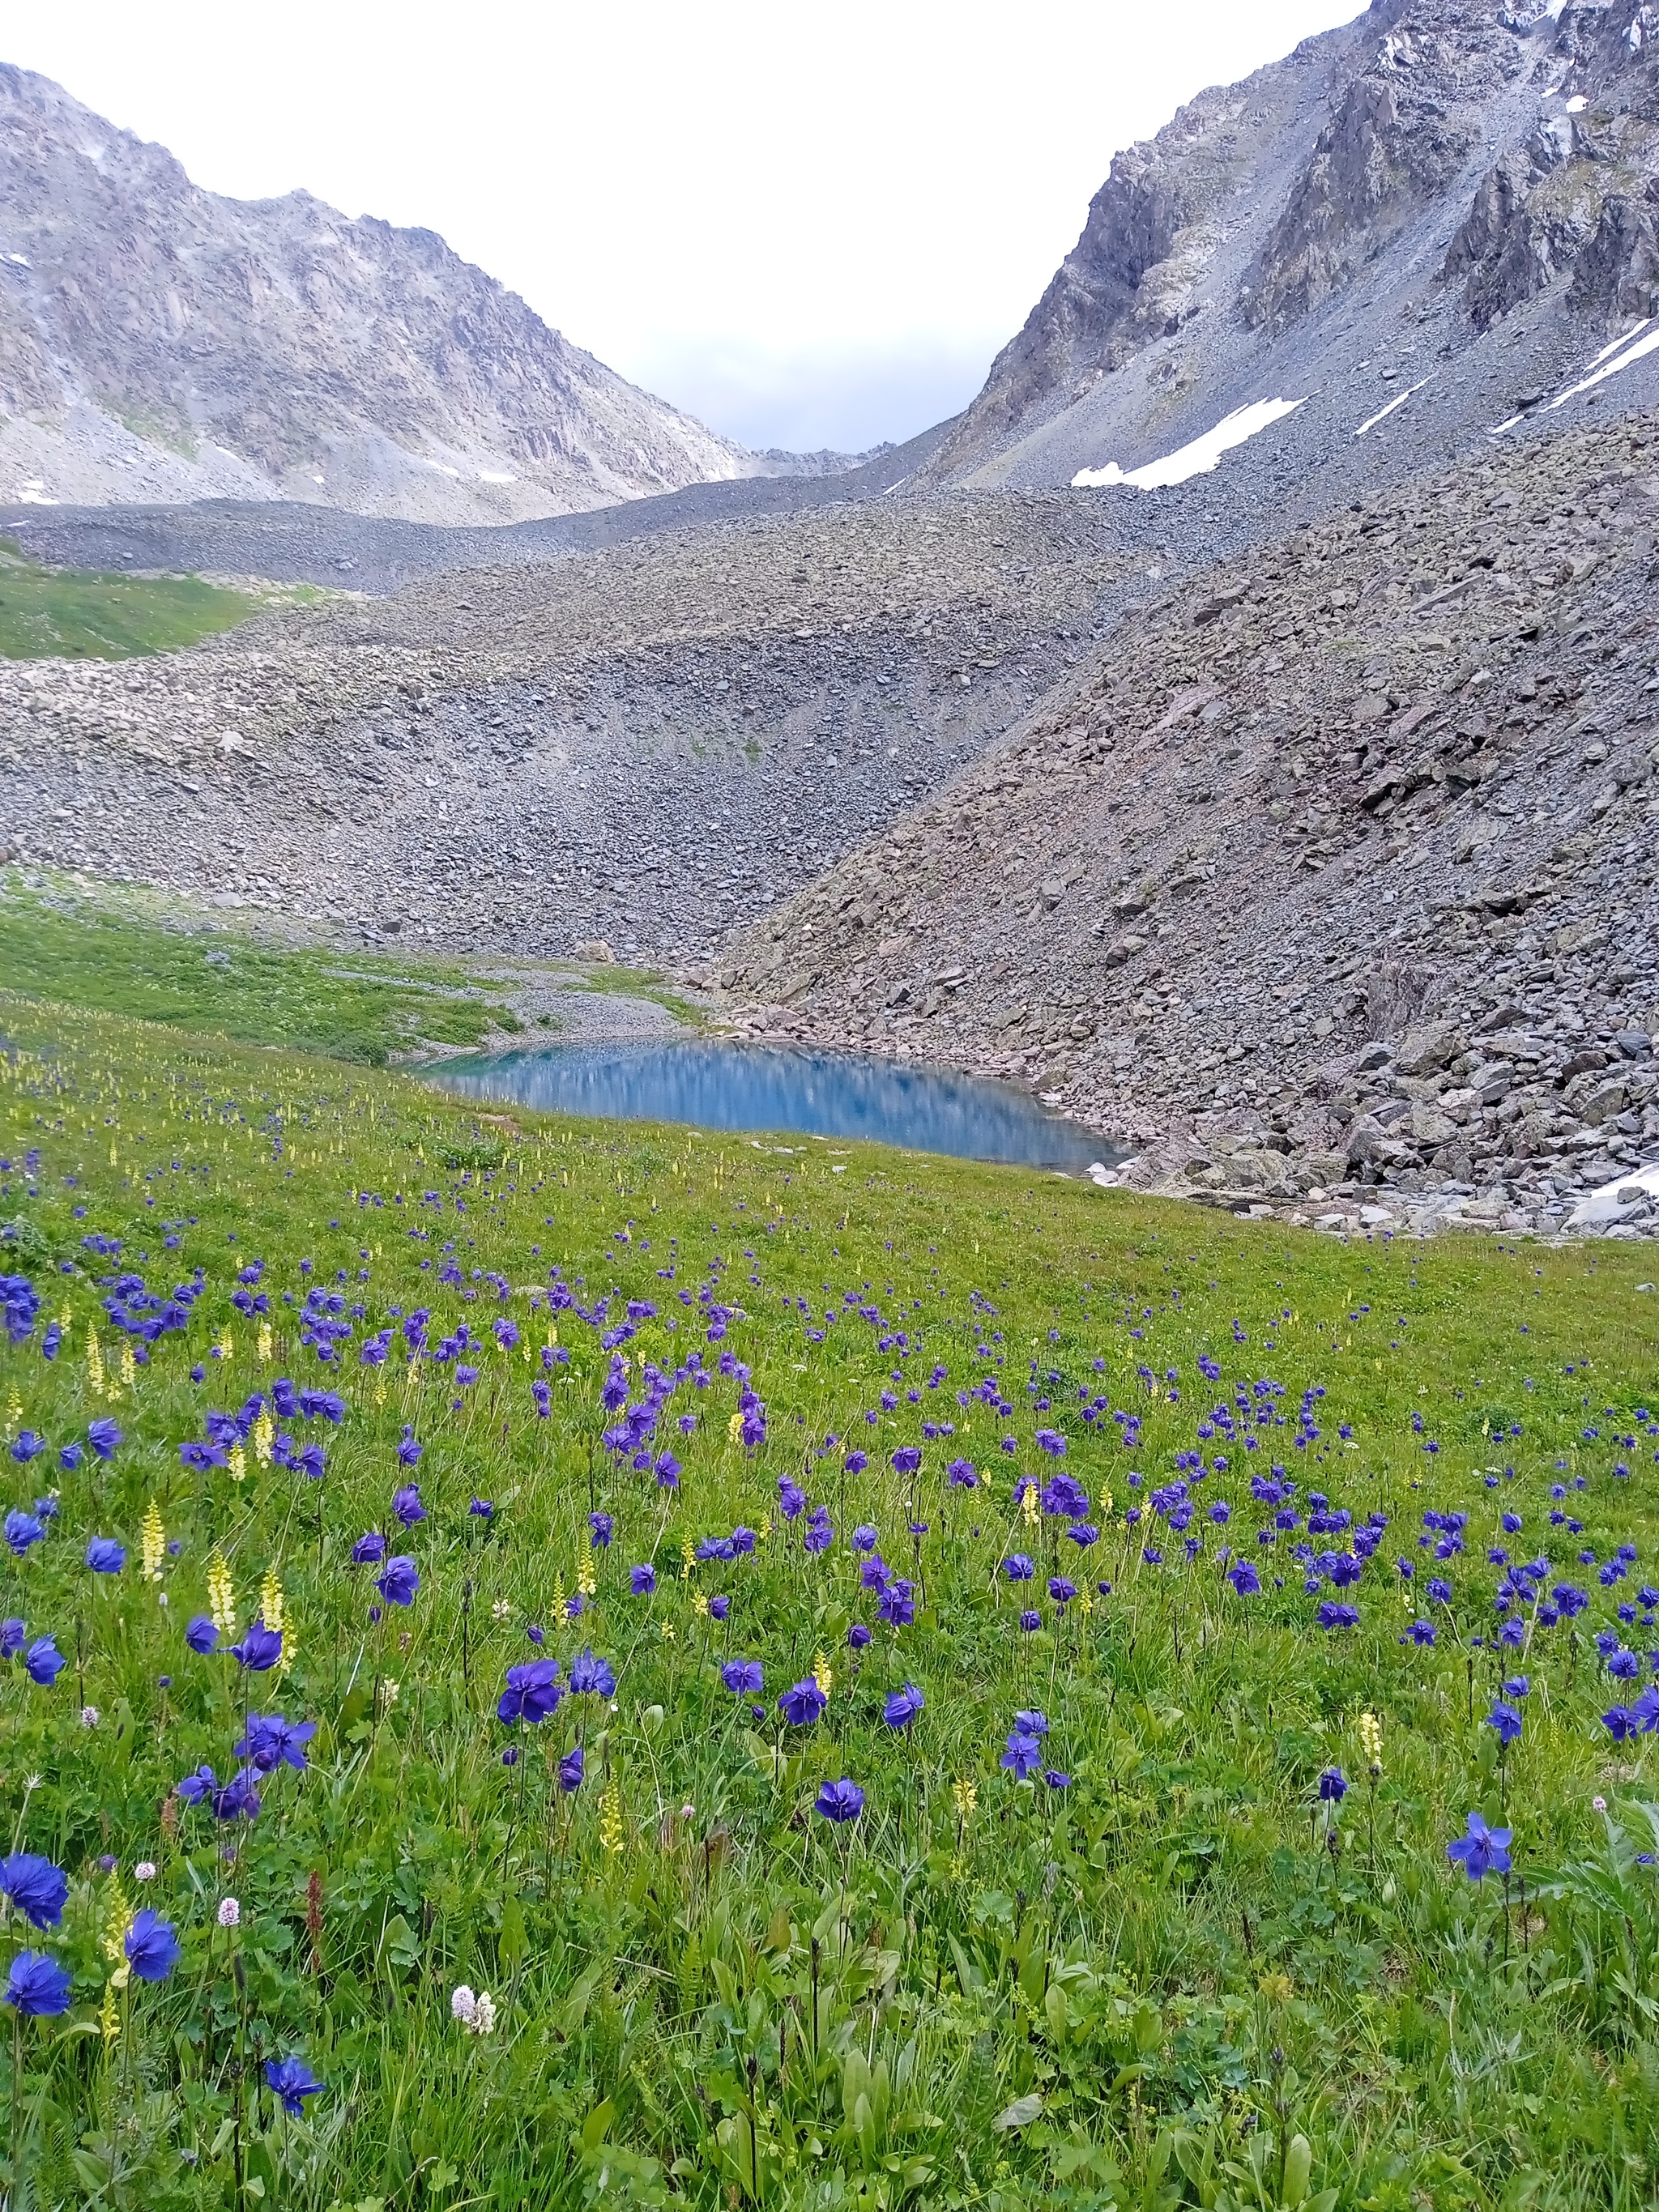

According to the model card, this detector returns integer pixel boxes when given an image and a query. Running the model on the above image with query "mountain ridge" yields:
[0,62,832,524]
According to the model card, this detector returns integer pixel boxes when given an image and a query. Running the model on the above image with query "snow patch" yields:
[1355,377,1431,436]
[1072,397,1304,490]
[478,470,517,484]
[1549,318,1659,407]
[1564,92,1588,111]
[1570,1158,1659,1229]
[4,253,28,268]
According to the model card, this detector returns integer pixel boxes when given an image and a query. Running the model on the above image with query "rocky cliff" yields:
[926,0,1659,500]
[0,64,757,523]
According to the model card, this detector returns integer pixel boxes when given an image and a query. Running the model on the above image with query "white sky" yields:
[9,0,1365,454]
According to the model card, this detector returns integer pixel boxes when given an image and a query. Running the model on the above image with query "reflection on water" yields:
[426,1040,1115,1171]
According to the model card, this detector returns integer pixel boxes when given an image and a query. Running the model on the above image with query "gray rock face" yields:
[719,396,1659,1240]
[920,0,1659,503]
[0,488,1132,964]
[0,64,770,522]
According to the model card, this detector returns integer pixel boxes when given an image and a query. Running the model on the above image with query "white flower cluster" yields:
[217,1897,241,1928]
[450,1984,497,2036]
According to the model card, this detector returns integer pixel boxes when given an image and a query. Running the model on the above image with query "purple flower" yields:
[815,1778,864,1822]
[722,1659,763,1694]
[947,1459,977,1489]
[23,1636,64,1686]
[230,1618,283,1671]
[1227,1561,1261,1596]
[235,1714,316,1772]
[1019,1609,1042,1632]
[397,1430,423,1466]
[351,1532,387,1566]
[392,1485,425,1528]
[779,1679,827,1726]
[847,1622,872,1650]
[265,2056,325,2116]
[1316,1601,1358,1631]
[125,1907,181,1982]
[185,1615,219,1655]
[884,1682,924,1728]
[175,1764,217,1805]
[1486,1701,1523,1747]
[1002,1554,1034,1583]
[1043,1769,1071,1790]
[0,1852,68,1929]
[4,1510,44,1556]
[4,1952,71,2016]
[375,1557,419,1607]
[497,1659,562,1724]
[85,1536,126,1575]
[569,1649,616,1697]
[469,1497,494,1519]
[0,1618,22,1659]
[9,1430,44,1464]
[1047,1576,1077,1606]
[558,1746,585,1792]
[1318,1769,1347,1803]
[1447,1810,1512,1882]
[589,1513,614,1549]
[629,1565,656,1596]
[1000,1730,1043,1779]
[214,1767,262,1822]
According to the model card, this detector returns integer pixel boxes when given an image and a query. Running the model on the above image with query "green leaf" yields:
[580,2099,616,2153]
[993,2094,1044,2131]
[500,1893,527,1970]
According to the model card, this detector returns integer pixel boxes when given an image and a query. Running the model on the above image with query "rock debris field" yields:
[719,409,1659,1244]
[0,493,1134,964]
[4,405,1659,1242]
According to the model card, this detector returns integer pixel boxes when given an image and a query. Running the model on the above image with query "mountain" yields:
[926,0,1659,500]
[0,63,768,523]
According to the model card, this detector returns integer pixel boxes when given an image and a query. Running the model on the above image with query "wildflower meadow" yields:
[0,993,1657,2210]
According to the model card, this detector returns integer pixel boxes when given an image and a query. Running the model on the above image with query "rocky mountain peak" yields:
[0,62,762,522]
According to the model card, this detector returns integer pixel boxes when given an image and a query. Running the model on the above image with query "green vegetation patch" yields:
[0,994,1655,2205]
[0,540,261,659]
[0,884,521,1064]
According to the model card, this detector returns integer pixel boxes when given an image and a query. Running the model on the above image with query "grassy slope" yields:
[0,978,1655,2204]
[0,882,522,1064]
[0,542,266,658]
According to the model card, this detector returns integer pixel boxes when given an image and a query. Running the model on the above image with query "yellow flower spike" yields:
[577,1554,596,1600]
[1021,1481,1039,1529]
[373,1370,386,1408]
[258,1568,285,1639]
[257,1322,272,1364]
[2,1392,19,1444]
[600,1780,625,1856]
[727,1410,744,1443]
[692,1591,710,1619]
[659,1618,676,1641]
[952,1775,978,1822]
[1358,1710,1384,1775]
[140,1499,166,1583]
[252,1412,273,1468]
[813,1652,833,1700]
[215,1328,233,1362]
[680,1534,695,1579]
[101,1873,131,1970]
[207,1553,237,1643]
[99,1979,120,2049]
[119,1341,136,1391]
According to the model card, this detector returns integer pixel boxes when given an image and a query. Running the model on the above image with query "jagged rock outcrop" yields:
[0,63,760,522]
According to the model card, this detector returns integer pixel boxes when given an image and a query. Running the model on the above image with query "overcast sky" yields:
[11,0,1364,454]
